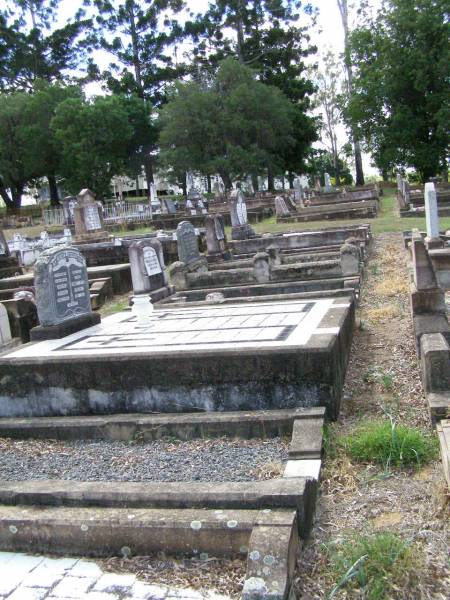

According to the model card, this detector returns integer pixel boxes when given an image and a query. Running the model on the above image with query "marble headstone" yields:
[0,229,9,257]
[205,214,227,256]
[74,189,108,242]
[229,189,255,240]
[34,246,92,327]
[275,195,291,217]
[0,303,12,347]
[424,182,441,246]
[324,173,332,192]
[129,239,168,294]
[177,221,201,265]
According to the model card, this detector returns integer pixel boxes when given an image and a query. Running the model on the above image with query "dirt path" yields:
[295,232,450,599]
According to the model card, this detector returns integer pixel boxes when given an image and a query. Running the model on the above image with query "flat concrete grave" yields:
[0,297,354,419]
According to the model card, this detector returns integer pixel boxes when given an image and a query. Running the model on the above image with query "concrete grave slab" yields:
[0,297,354,419]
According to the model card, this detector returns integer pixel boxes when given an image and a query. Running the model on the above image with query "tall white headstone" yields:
[324,173,332,192]
[424,182,439,240]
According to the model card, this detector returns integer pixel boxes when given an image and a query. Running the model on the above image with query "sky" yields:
[55,0,380,176]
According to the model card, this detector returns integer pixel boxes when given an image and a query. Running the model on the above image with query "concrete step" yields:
[0,407,325,442]
[0,504,294,558]
[0,477,316,538]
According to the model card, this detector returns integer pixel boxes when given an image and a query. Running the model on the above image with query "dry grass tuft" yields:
[373,275,409,298]
[252,459,285,480]
[365,305,401,323]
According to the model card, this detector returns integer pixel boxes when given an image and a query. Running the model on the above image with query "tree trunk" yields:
[219,171,233,191]
[267,167,274,192]
[252,174,259,192]
[288,172,295,189]
[207,175,212,193]
[47,175,60,206]
[354,138,364,185]
[143,155,154,199]
[338,0,365,186]
[10,184,23,211]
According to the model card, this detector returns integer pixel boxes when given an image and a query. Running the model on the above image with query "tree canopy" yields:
[159,58,296,189]
[346,0,449,181]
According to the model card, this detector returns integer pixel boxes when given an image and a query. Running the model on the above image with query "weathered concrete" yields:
[420,333,450,393]
[0,478,316,538]
[243,510,297,600]
[437,419,450,490]
[0,505,257,557]
[427,392,450,425]
[288,418,323,459]
[0,407,325,441]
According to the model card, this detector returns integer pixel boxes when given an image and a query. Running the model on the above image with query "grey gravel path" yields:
[0,437,288,482]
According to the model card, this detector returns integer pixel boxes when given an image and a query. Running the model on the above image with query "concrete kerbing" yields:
[0,478,317,538]
[427,392,450,425]
[243,510,298,600]
[0,407,325,441]
[289,417,323,459]
[420,333,450,394]
[437,420,450,490]
[283,460,321,481]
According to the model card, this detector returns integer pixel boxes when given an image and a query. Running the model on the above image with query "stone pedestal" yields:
[30,312,101,341]
[231,224,256,241]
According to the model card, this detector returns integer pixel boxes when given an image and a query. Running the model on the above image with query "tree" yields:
[158,58,295,189]
[0,0,95,91]
[187,1,318,189]
[314,52,345,186]
[87,0,186,189]
[51,95,134,198]
[0,92,35,209]
[306,149,353,186]
[337,0,365,185]
[346,0,449,182]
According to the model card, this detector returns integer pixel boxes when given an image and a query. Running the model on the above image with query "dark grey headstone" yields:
[177,221,200,264]
[34,246,91,327]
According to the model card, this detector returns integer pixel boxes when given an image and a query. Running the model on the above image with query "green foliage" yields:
[51,94,134,198]
[159,58,295,188]
[306,149,353,185]
[325,532,418,599]
[340,419,438,468]
[346,0,449,181]
[0,0,94,91]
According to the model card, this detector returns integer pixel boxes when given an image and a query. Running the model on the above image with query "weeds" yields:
[325,532,418,600]
[340,419,438,469]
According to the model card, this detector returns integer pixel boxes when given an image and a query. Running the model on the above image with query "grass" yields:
[340,419,438,469]
[252,188,450,235]
[325,532,418,600]
[99,298,130,316]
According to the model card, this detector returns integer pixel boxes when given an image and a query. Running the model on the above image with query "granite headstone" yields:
[177,221,201,264]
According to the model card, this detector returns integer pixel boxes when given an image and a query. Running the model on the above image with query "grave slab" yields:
[0,297,354,419]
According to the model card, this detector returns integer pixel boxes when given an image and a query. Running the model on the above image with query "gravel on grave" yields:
[0,436,288,482]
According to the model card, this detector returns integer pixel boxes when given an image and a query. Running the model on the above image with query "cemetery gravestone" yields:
[424,182,442,249]
[176,221,207,272]
[30,246,100,340]
[185,198,196,216]
[129,239,169,296]
[293,178,304,208]
[205,214,229,260]
[275,196,291,217]
[161,197,176,215]
[73,189,109,243]
[0,229,22,279]
[229,189,256,240]
[324,173,332,192]
[0,303,12,347]
[0,230,9,257]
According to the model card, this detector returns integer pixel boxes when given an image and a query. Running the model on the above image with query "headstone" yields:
[424,182,440,241]
[324,173,332,192]
[293,178,304,207]
[73,189,108,243]
[129,239,168,295]
[0,303,12,347]
[31,246,100,340]
[177,221,201,265]
[62,196,76,225]
[161,197,176,215]
[275,195,291,217]
[0,229,9,257]
[185,198,196,216]
[229,189,256,240]
[205,214,228,258]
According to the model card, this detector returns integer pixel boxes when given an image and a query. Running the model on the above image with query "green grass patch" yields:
[325,532,418,599]
[340,419,438,469]
[100,299,129,316]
